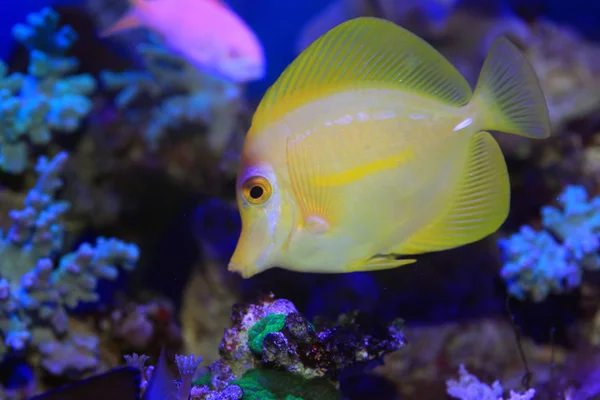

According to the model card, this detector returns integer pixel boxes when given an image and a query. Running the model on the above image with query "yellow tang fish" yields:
[228,17,550,278]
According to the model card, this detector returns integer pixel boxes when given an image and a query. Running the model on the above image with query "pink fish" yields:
[100,0,266,83]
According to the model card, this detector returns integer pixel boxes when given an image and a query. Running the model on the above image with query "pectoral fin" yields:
[286,136,335,233]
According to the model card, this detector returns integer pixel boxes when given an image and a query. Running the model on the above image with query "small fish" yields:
[100,0,265,83]
[228,17,550,278]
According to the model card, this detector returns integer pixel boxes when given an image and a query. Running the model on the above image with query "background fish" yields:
[228,17,550,278]
[100,0,265,83]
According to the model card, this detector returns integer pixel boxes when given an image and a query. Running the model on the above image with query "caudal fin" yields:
[471,36,550,139]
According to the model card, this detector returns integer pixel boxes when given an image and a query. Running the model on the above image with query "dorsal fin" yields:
[251,17,472,133]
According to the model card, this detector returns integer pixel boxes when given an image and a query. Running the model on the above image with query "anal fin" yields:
[392,131,510,255]
[346,256,416,272]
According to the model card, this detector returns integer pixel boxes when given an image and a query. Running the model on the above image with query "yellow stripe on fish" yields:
[314,147,417,187]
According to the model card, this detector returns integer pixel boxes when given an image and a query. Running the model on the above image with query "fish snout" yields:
[228,226,272,278]
[227,261,257,279]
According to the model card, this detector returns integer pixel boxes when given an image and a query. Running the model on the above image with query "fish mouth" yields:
[228,223,272,278]
[227,261,259,279]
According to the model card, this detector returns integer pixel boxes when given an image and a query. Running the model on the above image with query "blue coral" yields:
[100,39,240,153]
[0,8,96,174]
[499,185,600,302]
[0,151,139,375]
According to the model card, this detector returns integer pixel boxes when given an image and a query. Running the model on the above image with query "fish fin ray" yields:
[393,131,509,254]
[252,17,472,132]
[100,10,142,37]
[286,136,334,232]
[346,256,416,272]
[472,36,550,139]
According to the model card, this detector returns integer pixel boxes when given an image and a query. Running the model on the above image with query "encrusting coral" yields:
[127,293,405,399]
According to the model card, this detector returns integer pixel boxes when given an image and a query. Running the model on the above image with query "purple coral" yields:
[0,151,139,377]
[128,294,405,399]
[176,354,203,400]
[220,293,406,381]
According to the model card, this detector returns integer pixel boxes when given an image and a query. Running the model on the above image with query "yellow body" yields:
[229,17,550,278]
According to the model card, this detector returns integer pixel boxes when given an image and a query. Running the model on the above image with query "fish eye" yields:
[242,176,272,205]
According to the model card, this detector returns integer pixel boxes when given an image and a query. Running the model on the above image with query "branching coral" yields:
[0,8,96,174]
[100,38,243,155]
[0,151,139,376]
[499,185,600,302]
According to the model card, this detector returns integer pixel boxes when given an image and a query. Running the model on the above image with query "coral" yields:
[218,295,299,378]
[499,185,600,301]
[124,353,153,395]
[100,39,243,156]
[38,332,99,375]
[219,293,405,381]
[446,364,536,400]
[375,317,563,398]
[0,151,139,376]
[229,369,339,400]
[131,294,403,399]
[247,314,287,355]
[97,38,249,200]
[177,354,204,400]
[0,8,96,174]
[125,351,204,400]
